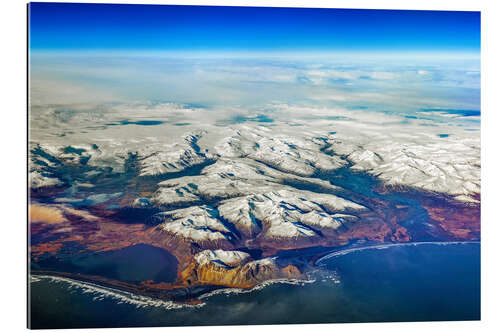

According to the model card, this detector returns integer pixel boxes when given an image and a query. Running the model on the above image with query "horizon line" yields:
[29,49,481,59]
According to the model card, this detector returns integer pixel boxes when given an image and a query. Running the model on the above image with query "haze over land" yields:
[30,53,480,199]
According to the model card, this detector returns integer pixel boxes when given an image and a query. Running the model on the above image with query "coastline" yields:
[30,240,480,309]
[314,240,481,265]
[29,271,316,310]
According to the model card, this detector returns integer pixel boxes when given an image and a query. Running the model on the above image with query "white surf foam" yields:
[198,277,315,300]
[30,275,205,310]
[315,241,480,265]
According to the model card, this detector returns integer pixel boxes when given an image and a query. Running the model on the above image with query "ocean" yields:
[29,242,480,328]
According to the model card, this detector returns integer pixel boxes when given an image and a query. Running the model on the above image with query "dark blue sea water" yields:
[29,242,480,329]
[31,244,178,284]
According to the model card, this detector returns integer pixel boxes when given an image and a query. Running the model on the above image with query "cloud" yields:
[29,53,480,114]
[369,71,399,80]
[30,77,117,105]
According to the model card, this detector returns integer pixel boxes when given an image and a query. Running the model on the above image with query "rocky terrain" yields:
[29,101,480,300]
[180,250,304,288]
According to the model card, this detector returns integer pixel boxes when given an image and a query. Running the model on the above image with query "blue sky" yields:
[29,3,480,53]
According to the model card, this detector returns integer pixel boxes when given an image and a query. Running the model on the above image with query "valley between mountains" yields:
[29,103,480,302]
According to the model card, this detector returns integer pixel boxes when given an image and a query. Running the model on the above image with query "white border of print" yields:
[1,0,498,333]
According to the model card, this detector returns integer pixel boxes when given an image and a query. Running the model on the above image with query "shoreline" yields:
[29,269,222,305]
[29,271,316,310]
[30,241,480,308]
[314,240,480,265]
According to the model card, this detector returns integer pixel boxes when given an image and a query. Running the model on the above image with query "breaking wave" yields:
[29,275,204,310]
[30,241,476,310]
[31,274,319,309]
[315,241,480,265]
[198,277,316,300]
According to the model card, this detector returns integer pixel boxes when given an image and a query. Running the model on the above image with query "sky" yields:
[29,2,480,53]
[28,2,480,117]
